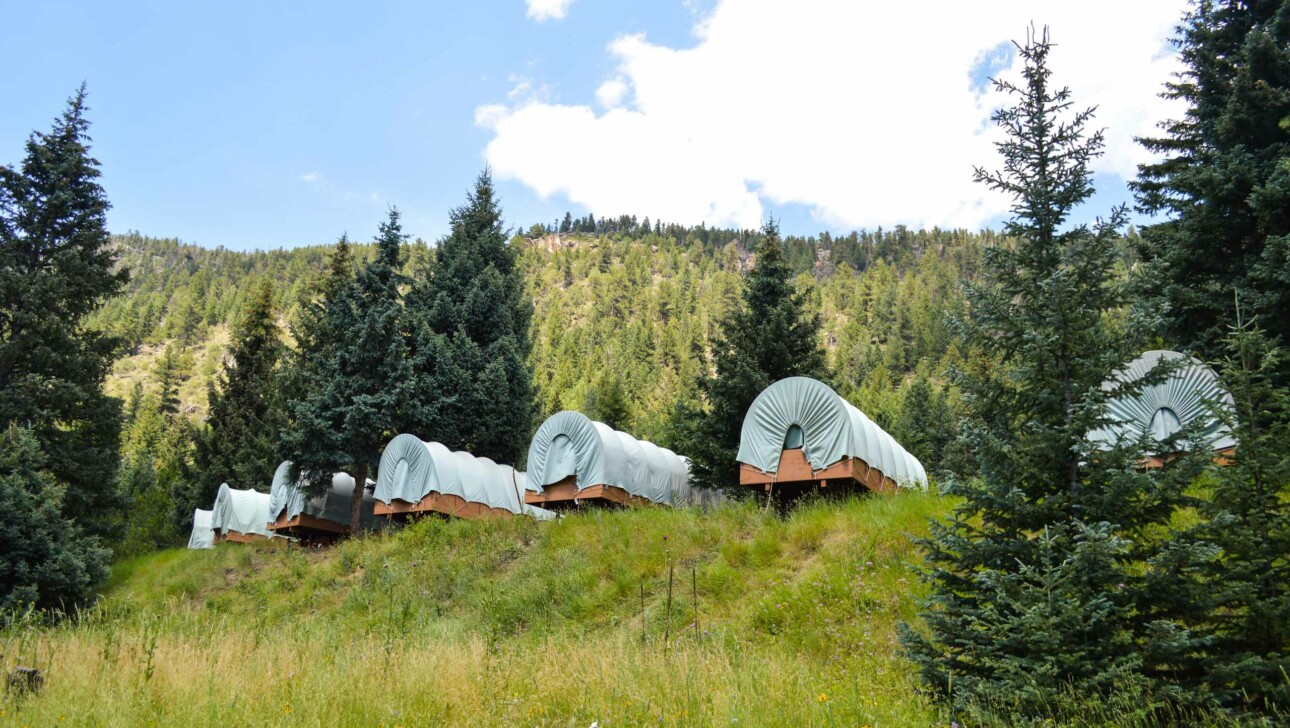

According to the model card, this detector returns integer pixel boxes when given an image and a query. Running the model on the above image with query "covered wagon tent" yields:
[209,483,277,544]
[373,434,531,520]
[525,411,692,509]
[1087,350,1236,466]
[266,461,383,541]
[187,508,214,550]
[737,376,927,497]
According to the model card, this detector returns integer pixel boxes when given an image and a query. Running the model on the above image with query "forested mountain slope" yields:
[96,224,988,456]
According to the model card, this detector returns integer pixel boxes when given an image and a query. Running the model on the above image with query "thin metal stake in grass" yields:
[692,565,699,639]
[664,563,674,653]
[640,579,646,644]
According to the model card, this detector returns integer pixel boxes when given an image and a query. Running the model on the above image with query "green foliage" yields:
[10,494,951,727]
[282,211,425,530]
[100,221,986,481]
[0,85,127,542]
[115,354,197,557]
[1189,318,1290,713]
[416,169,535,464]
[193,278,285,513]
[681,219,829,490]
[901,32,1210,720]
[0,426,110,612]
[1135,0,1290,374]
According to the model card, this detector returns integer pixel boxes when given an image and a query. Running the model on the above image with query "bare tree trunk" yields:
[350,462,368,535]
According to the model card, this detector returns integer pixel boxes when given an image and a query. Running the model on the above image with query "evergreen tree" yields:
[0,86,127,541]
[584,369,632,431]
[900,32,1209,720]
[419,170,535,464]
[153,343,183,418]
[194,279,285,509]
[282,211,422,531]
[0,426,110,612]
[1190,315,1290,714]
[1134,0,1290,373]
[559,211,573,234]
[893,374,954,474]
[682,218,827,490]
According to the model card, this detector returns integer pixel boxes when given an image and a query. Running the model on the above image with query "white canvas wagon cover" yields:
[267,461,382,531]
[209,483,276,539]
[374,434,527,514]
[525,411,691,505]
[187,508,214,549]
[736,376,927,489]
[1087,350,1235,453]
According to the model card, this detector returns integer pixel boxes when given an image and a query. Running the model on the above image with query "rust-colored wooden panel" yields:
[523,476,652,508]
[266,511,351,536]
[373,492,515,521]
[739,449,899,495]
[216,530,267,544]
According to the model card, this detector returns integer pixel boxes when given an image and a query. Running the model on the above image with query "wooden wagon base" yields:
[524,476,653,510]
[739,449,898,498]
[214,530,269,545]
[266,511,350,542]
[374,492,516,521]
[1144,445,1237,469]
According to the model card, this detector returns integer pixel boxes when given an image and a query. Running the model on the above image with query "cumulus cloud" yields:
[595,77,629,109]
[479,0,1187,230]
[527,0,575,22]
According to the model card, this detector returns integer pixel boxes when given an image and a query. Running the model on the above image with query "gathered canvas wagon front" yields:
[187,508,214,549]
[209,483,278,544]
[737,376,927,497]
[524,411,691,509]
[1086,350,1236,467]
[373,434,552,521]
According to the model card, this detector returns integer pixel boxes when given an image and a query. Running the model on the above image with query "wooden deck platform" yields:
[1145,445,1237,469]
[266,511,351,540]
[213,530,268,545]
[738,448,897,495]
[374,492,516,521]
[524,476,653,509]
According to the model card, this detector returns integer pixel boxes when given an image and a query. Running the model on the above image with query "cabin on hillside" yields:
[1087,350,1236,466]
[373,434,552,521]
[524,411,691,509]
[210,483,278,544]
[736,376,927,499]
[265,461,383,541]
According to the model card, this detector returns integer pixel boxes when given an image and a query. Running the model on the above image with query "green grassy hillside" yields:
[3,494,951,727]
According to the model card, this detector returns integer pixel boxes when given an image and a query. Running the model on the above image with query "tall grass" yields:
[2,494,953,726]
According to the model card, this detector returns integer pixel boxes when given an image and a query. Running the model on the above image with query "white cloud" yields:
[299,172,321,184]
[527,0,575,22]
[480,0,1187,230]
[595,77,629,109]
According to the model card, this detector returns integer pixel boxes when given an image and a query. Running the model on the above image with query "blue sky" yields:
[1,0,1185,251]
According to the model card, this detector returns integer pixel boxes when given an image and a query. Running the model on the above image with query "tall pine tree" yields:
[1189,316,1290,714]
[194,278,285,510]
[682,218,827,490]
[900,31,1210,720]
[282,212,425,531]
[1134,0,1290,373]
[417,169,535,465]
[0,85,127,542]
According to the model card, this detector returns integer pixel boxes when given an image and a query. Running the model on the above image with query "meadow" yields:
[2,494,950,727]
